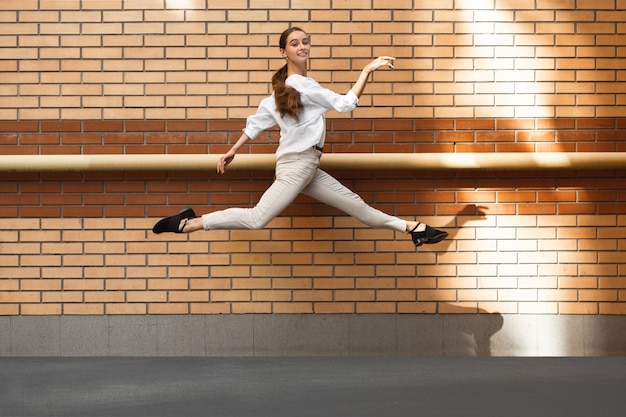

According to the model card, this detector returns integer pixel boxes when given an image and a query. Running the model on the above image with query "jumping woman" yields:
[153,27,448,248]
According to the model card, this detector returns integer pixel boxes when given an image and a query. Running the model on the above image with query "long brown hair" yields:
[272,27,305,120]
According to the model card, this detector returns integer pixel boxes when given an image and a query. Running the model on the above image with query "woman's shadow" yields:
[438,304,504,356]
[428,205,503,356]
[436,204,489,252]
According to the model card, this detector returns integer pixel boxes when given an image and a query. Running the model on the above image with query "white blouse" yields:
[243,74,359,160]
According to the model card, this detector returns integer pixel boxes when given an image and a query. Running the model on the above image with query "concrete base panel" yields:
[1,314,626,357]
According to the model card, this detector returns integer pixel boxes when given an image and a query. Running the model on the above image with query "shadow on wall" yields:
[441,305,504,356]
[439,203,489,251]
[408,205,503,356]
[398,308,503,356]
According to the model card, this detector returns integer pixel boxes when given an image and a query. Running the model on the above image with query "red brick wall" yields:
[1,1,626,316]
[2,118,626,315]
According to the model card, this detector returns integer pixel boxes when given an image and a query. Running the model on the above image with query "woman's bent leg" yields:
[302,169,406,232]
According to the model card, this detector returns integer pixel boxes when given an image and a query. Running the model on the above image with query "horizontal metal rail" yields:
[1,152,625,172]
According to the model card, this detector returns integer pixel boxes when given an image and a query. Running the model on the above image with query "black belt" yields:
[313,145,323,152]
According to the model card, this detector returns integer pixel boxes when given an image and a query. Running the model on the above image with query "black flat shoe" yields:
[152,207,197,234]
[410,223,448,247]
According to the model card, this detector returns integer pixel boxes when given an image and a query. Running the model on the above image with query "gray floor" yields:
[1,357,625,417]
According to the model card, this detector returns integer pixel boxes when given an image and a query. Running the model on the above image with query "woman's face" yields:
[280,30,310,65]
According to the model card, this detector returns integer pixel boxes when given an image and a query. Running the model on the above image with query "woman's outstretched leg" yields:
[301,169,406,231]
[302,169,447,246]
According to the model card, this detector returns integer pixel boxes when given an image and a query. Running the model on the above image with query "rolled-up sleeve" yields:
[310,84,359,113]
[288,75,359,114]
[243,97,277,139]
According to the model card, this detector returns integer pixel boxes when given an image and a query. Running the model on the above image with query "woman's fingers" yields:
[217,154,234,174]
[369,56,395,72]
[217,156,226,174]
[378,56,396,69]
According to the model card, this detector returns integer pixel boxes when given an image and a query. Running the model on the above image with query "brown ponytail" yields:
[272,27,305,120]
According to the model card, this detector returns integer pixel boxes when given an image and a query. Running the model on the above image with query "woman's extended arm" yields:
[350,56,396,98]
[217,132,251,174]
[218,96,277,174]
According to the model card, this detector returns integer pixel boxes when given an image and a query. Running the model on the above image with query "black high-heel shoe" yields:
[410,222,448,247]
[152,207,197,234]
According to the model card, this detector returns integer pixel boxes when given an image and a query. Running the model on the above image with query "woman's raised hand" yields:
[350,56,396,98]
[365,56,396,73]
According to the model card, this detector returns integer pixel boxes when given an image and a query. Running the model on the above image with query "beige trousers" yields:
[202,148,406,232]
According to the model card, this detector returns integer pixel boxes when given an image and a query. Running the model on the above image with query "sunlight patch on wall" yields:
[166,0,203,9]
[451,2,556,119]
